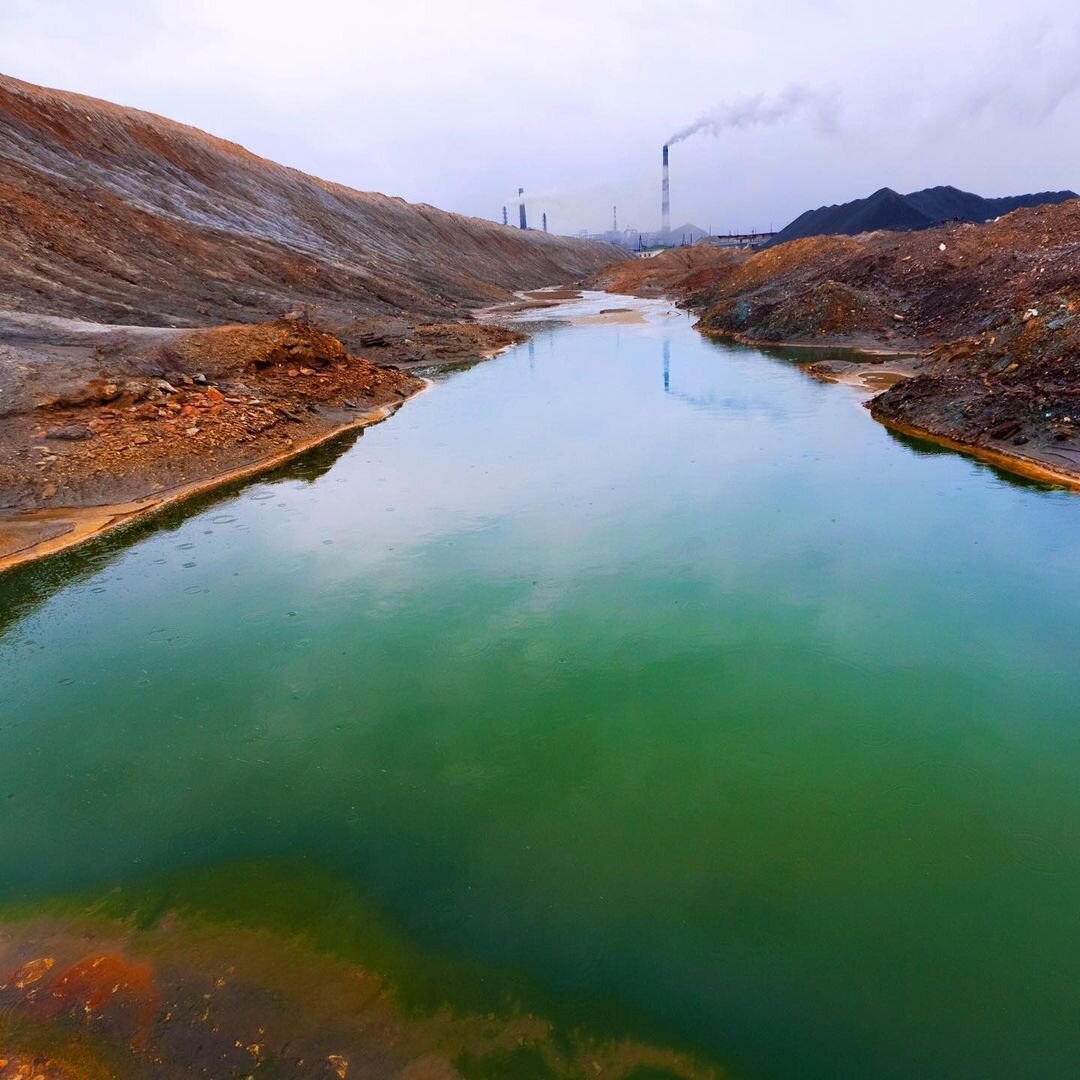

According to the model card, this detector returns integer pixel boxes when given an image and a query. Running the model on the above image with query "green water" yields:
[2,306,1080,1078]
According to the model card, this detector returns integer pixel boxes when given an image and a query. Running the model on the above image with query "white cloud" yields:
[1,0,1078,234]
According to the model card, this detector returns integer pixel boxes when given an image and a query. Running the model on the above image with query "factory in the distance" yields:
[504,146,774,250]
[501,187,548,233]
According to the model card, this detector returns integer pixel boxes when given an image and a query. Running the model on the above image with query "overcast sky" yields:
[1,0,1078,236]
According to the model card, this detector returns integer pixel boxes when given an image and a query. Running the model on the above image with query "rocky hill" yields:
[770,185,1077,246]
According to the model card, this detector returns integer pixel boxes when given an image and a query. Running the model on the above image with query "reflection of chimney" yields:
[518,187,527,229]
[661,145,670,237]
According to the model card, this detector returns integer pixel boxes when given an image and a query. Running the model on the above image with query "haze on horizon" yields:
[2,0,1078,237]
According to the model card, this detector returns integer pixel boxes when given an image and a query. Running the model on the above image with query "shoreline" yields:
[870,412,1080,492]
[696,323,927,357]
[0,389,426,576]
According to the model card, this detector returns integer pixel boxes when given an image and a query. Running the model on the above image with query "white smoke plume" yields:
[668,85,840,145]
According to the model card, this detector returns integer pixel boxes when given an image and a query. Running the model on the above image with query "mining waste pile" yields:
[0,74,621,328]
[769,184,1077,246]
[587,245,748,299]
[597,200,1080,485]
[0,73,624,561]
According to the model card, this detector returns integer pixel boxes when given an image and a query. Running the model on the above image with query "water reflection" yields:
[882,424,1064,493]
[0,427,365,640]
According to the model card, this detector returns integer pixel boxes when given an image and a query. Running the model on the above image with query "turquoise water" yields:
[2,306,1080,1078]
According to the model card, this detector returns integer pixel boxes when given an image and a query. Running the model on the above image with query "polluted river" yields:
[1,294,1079,1080]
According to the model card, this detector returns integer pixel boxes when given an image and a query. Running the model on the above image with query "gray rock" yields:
[45,424,93,441]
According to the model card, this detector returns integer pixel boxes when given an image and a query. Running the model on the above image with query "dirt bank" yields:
[587,246,748,301]
[869,298,1080,484]
[593,203,1080,486]
[0,317,531,569]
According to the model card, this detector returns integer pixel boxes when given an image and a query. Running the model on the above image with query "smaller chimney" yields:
[502,206,508,226]
[542,212,548,233]
[518,187,527,229]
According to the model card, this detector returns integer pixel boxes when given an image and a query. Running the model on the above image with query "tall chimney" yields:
[661,145,670,239]
[518,188,527,230]
[502,206,508,226]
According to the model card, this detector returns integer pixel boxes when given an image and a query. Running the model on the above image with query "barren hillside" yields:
[0,73,622,333]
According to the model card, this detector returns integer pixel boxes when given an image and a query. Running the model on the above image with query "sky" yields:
[1,0,1078,236]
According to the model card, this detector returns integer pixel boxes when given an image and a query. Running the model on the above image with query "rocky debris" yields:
[0,905,722,1080]
[870,288,1080,474]
[0,71,618,543]
[0,318,424,515]
[0,1053,84,1079]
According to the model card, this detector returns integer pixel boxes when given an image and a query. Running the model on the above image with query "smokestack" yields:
[502,206,508,226]
[542,212,548,233]
[518,188,527,230]
[661,145,670,238]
